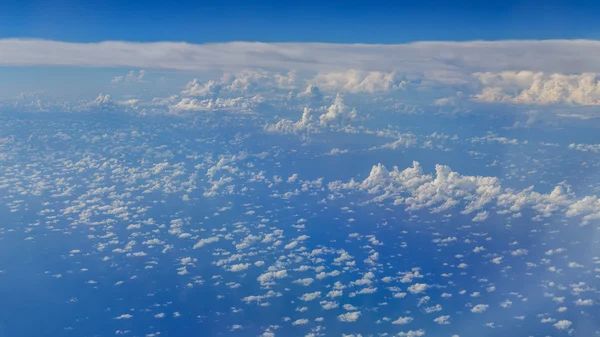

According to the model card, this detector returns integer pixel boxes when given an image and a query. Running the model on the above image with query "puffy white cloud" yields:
[257,269,288,286]
[491,257,503,264]
[112,69,145,85]
[329,161,600,225]
[471,304,489,313]
[338,311,361,322]
[319,94,358,126]
[297,84,323,99]
[330,161,502,215]
[169,97,253,113]
[115,314,133,319]
[327,290,343,298]
[510,249,528,256]
[553,320,572,330]
[392,316,413,325]
[407,283,429,294]
[433,315,451,324]
[566,196,600,225]
[309,70,407,93]
[229,263,250,272]
[474,71,600,105]
[574,298,593,306]
[75,93,117,112]
[320,301,339,310]
[292,278,314,286]
[193,236,219,249]
[472,211,489,222]
[264,108,316,135]
[569,143,600,153]
[377,135,418,150]
[292,318,309,325]
[182,79,221,96]
[397,330,425,337]
[299,291,321,301]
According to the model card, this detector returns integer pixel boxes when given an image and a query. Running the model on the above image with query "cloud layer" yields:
[5,39,600,75]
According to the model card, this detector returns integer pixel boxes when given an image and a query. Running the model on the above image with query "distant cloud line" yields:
[3,38,600,74]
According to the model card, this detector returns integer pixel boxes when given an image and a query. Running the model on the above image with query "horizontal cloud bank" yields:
[4,39,600,74]
[6,39,600,105]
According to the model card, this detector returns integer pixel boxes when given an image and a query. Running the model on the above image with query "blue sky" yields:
[2,0,599,43]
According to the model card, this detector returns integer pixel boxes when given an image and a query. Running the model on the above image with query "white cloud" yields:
[193,236,219,249]
[115,314,133,319]
[407,283,429,294]
[397,330,425,337]
[510,249,529,256]
[257,269,288,286]
[472,211,489,222]
[293,278,314,286]
[182,79,221,96]
[112,69,145,85]
[264,108,316,135]
[320,301,339,310]
[574,298,593,306]
[169,97,253,113]
[474,71,600,105]
[75,93,116,112]
[299,291,321,301]
[392,316,413,325]
[309,70,407,93]
[553,320,572,330]
[471,304,489,313]
[433,315,451,324]
[338,311,361,322]
[229,263,250,272]
[7,39,600,76]
[292,318,309,325]
[319,94,358,126]
[329,161,600,225]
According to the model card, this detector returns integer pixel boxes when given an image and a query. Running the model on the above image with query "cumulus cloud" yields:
[309,70,407,93]
[229,263,250,272]
[299,291,321,301]
[115,314,133,319]
[433,315,451,324]
[319,94,359,126]
[474,71,600,105]
[471,304,489,313]
[264,108,316,135]
[169,97,253,113]
[265,95,362,135]
[182,79,222,97]
[407,283,429,294]
[75,93,117,112]
[112,69,146,85]
[338,311,361,322]
[553,320,572,330]
[328,161,600,225]
[392,316,413,325]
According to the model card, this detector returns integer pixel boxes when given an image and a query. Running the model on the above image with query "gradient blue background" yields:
[1,0,598,43]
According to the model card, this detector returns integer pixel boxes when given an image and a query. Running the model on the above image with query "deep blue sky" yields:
[1,0,599,43]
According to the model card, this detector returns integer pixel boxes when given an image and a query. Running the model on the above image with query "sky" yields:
[2,0,600,43]
[0,2,600,337]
